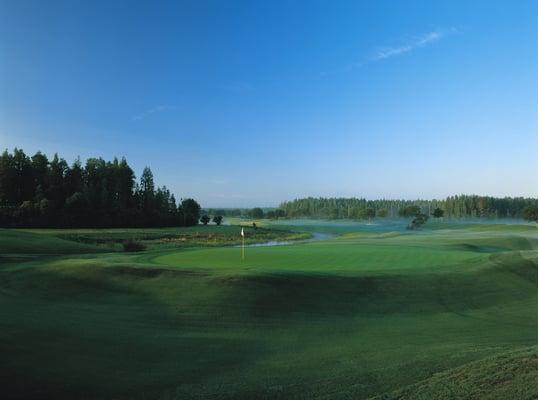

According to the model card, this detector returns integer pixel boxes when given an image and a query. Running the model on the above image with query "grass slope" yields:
[0,229,104,257]
[374,345,538,400]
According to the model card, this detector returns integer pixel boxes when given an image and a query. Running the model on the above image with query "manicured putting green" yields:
[153,239,485,274]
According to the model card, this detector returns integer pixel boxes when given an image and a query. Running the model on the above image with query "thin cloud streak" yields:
[132,105,177,121]
[372,29,454,61]
[321,27,458,76]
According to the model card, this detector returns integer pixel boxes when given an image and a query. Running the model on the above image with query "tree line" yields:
[0,148,201,228]
[278,196,538,220]
[200,207,282,220]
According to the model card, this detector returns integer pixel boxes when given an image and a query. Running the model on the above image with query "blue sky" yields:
[1,1,537,207]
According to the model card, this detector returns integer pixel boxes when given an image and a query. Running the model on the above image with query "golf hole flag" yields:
[241,227,245,260]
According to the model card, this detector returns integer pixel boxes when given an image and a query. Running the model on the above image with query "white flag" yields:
[241,227,244,237]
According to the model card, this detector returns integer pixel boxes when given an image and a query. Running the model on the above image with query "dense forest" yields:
[279,196,538,219]
[0,148,200,228]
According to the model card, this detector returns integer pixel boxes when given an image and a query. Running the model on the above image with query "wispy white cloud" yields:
[371,28,457,61]
[132,105,177,121]
[320,27,458,76]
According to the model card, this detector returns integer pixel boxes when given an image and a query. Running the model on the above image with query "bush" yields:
[407,213,429,230]
[122,239,146,252]
[432,207,445,218]
[248,207,264,219]
[522,204,538,222]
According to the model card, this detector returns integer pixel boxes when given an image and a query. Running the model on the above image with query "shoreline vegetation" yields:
[10,225,312,252]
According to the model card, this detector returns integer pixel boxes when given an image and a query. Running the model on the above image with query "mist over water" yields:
[269,219,409,234]
[267,218,534,235]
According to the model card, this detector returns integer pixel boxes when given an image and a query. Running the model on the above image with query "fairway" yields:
[1,221,538,399]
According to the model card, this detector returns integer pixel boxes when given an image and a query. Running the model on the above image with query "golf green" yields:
[1,222,537,399]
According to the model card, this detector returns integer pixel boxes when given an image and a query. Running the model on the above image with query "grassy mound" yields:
[374,346,538,400]
[0,229,104,258]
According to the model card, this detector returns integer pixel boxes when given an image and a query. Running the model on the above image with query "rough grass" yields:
[374,345,538,400]
[1,221,537,399]
[0,228,104,257]
[17,225,310,250]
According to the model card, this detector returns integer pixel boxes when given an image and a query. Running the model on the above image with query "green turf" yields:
[17,225,309,250]
[374,345,538,400]
[0,229,105,258]
[1,221,537,399]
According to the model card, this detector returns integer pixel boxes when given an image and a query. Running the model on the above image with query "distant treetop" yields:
[278,196,538,219]
[0,148,201,228]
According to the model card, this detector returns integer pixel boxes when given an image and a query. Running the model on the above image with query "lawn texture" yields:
[1,221,537,399]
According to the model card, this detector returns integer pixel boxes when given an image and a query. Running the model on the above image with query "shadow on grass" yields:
[1,252,537,399]
[0,262,265,400]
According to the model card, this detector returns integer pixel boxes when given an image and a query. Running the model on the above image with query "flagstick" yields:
[242,235,245,260]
